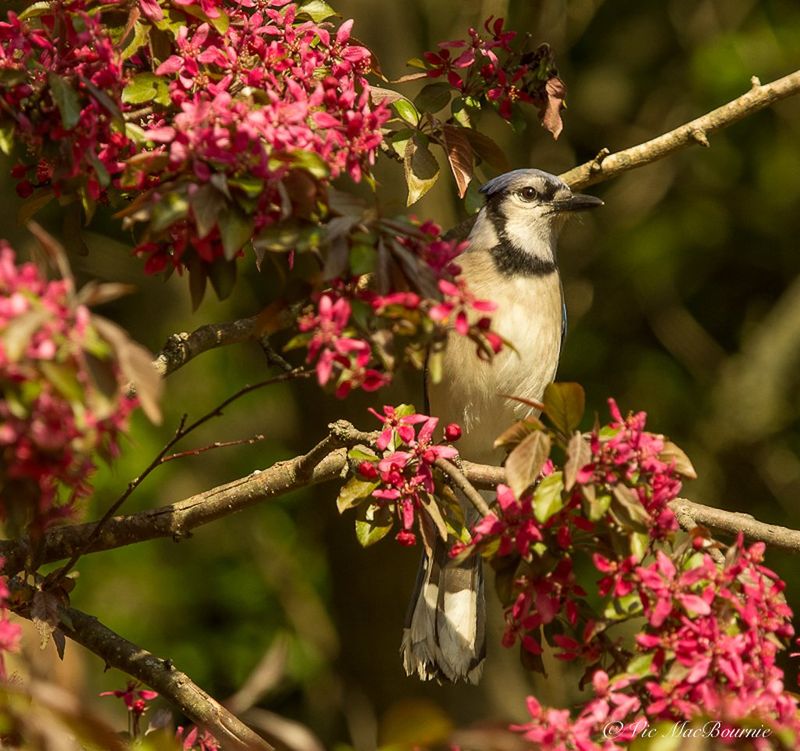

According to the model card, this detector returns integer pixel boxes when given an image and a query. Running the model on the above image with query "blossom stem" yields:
[434,457,491,517]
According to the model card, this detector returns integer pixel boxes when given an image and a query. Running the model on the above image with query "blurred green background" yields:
[6,0,800,747]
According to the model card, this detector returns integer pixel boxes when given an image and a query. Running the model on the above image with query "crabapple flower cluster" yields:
[513,539,800,750]
[0,3,129,202]
[336,405,462,547]
[442,397,800,748]
[420,16,565,127]
[0,244,136,534]
[291,220,501,397]
[122,0,389,276]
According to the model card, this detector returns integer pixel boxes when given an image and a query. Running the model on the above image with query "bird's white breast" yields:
[428,252,563,465]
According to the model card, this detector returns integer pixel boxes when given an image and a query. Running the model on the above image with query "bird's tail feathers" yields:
[401,539,485,684]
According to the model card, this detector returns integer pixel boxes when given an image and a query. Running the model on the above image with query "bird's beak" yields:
[553,193,604,212]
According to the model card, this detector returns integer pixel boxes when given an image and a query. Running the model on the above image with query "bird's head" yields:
[469,168,603,276]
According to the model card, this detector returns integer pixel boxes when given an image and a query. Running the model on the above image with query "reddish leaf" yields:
[564,431,591,491]
[506,430,551,497]
[442,125,474,198]
[541,77,566,139]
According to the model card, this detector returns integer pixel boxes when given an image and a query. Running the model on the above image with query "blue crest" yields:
[480,169,563,196]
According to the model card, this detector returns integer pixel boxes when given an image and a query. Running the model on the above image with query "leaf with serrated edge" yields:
[91,315,162,424]
[564,431,591,491]
[442,124,474,198]
[543,382,585,435]
[506,430,551,497]
[659,440,697,479]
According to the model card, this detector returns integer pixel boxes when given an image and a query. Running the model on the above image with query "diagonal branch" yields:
[559,69,800,191]
[48,607,274,751]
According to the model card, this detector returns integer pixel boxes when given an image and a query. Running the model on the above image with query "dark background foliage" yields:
[5,0,800,746]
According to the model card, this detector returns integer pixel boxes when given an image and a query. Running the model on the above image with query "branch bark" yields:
[5,436,800,573]
[153,315,262,378]
[54,607,274,751]
[559,69,800,190]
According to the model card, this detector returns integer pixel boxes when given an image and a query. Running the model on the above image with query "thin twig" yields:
[160,434,266,464]
[434,457,491,517]
[559,69,800,190]
[46,370,309,584]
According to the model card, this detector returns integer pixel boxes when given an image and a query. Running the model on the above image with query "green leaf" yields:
[542,381,585,435]
[40,361,84,404]
[218,207,254,260]
[123,73,171,107]
[337,476,379,513]
[404,135,439,206]
[586,492,611,522]
[611,485,650,532]
[189,184,226,239]
[659,440,697,479]
[299,0,337,21]
[286,149,328,179]
[626,652,655,678]
[347,447,378,462]
[0,122,15,155]
[17,188,54,227]
[414,82,452,113]
[2,309,49,361]
[209,9,229,34]
[349,244,375,276]
[533,471,564,523]
[122,21,151,60]
[505,430,551,497]
[183,253,207,310]
[80,77,125,129]
[463,178,483,215]
[151,192,189,233]
[19,2,52,20]
[48,73,81,130]
[207,256,237,300]
[355,503,393,547]
[392,98,420,126]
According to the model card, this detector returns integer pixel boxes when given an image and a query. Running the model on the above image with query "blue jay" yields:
[401,168,602,683]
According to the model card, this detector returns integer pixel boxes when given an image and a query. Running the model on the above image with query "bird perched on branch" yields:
[401,168,603,683]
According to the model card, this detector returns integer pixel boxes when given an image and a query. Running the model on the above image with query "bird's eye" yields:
[518,186,538,201]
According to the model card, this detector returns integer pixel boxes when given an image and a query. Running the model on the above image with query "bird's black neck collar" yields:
[484,194,558,278]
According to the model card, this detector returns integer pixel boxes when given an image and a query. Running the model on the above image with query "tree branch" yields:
[153,316,262,378]
[52,607,274,751]
[5,436,800,572]
[559,69,800,190]
[671,497,800,553]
